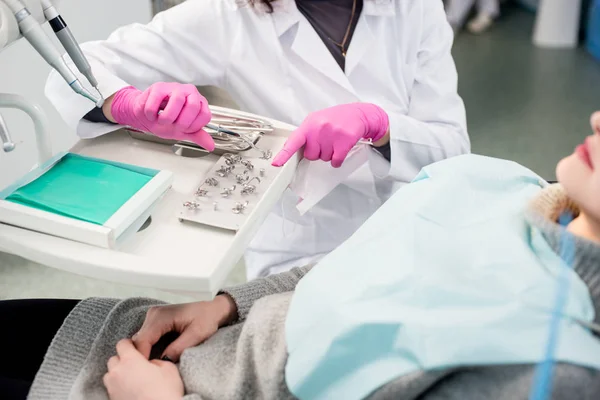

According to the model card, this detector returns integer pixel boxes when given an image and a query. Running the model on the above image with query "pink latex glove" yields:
[111,83,215,151]
[272,103,389,168]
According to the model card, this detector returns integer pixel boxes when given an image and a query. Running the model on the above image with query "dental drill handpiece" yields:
[40,0,101,98]
[2,0,103,106]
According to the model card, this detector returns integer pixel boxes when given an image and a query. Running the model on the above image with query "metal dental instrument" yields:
[195,187,209,197]
[235,170,250,184]
[224,153,242,166]
[209,110,274,133]
[216,164,234,177]
[205,177,219,187]
[241,177,261,195]
[205,123,255,140]
[206,123,272,160]
[0,113,15,152]
[40,0,101,96]
[221,185,236,198]
[133,110,273,155]
[195,178,220,197]
[2,0,102,106]
[232,201,249,214]
[183,201,201,211]
[241,160,254,170]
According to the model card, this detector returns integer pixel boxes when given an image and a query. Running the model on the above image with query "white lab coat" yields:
[45,0,469,279]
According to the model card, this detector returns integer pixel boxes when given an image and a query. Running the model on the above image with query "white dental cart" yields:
[0,106,298,298]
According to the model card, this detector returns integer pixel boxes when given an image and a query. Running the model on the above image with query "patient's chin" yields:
[556,156,586,202]
[555,156,573,186]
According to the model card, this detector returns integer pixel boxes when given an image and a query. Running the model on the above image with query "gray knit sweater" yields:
[28,185,600,400]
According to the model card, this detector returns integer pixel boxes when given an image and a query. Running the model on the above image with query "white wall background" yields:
[0,0,152,189]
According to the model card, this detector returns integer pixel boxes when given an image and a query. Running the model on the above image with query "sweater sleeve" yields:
[218,264,314,322]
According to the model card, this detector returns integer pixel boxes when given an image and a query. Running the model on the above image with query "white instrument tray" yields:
[0,107,298,297]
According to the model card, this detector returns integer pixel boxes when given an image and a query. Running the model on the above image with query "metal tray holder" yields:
[178,152,277,231]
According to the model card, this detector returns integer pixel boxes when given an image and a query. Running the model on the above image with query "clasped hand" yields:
[103,295,237,400]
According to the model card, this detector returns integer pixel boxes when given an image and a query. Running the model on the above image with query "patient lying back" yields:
[20,112,600,400]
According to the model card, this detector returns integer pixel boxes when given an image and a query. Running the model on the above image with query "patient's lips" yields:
[576,136,594,170]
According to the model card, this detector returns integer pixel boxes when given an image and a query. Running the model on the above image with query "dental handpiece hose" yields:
[2,0,102,106]
[40,0,99,90]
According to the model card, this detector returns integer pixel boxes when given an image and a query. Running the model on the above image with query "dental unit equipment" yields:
[0,1,172,250]
[0,0,102,160]
[0,0,102,107]
[0,113,15,152]
[40,0,100,93]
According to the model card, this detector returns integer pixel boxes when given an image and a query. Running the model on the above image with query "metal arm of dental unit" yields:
[0,0,102,162]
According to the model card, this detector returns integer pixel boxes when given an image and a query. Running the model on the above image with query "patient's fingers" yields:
[133,307,173,359]
[116,339,140,359]
[150,359,170,367]
[107,355,119,372]
[162,327,208,362]
[102,373,111,391]
[132,330,157,360]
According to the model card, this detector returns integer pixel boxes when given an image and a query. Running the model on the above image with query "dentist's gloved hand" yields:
[110,83,215,151]
[272,103,389,168]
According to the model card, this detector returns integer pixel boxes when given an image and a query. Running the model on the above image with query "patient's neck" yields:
[568,212,600,245]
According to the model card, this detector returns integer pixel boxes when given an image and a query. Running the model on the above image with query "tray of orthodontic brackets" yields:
[178,152,277,231]
[127,109,275,157]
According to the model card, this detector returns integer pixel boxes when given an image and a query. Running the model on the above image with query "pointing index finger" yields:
[272,126,309,167]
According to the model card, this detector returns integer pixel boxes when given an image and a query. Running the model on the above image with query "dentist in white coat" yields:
[46,0,470,279]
